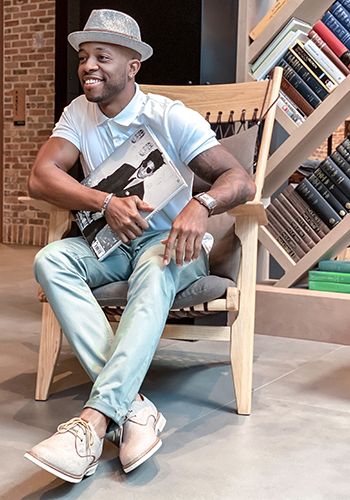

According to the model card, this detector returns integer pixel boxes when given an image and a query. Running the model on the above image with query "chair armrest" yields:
[18,196,72,216]
[19,196,73,243]
[228,201,268,226]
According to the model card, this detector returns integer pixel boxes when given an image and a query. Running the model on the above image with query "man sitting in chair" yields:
[24,9,256,483]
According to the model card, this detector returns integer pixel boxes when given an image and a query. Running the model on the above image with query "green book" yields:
[318,260,350,273]
[309,270,350,283]
[309,280,350,293]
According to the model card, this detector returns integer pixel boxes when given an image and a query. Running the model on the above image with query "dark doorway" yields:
[55,0,238,117]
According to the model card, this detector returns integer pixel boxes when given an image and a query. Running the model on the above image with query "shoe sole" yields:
[24,452,98,483]
[122,412,166,474]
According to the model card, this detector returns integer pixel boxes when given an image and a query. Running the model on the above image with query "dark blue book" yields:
[313,166,350,212]
[338,0,350,16]
[330,150,350,178]
[307,173,347,217]
[282,50,329,100]
[330,2,350,32]
[276,59,322,109]
[322,11,350,50]
[295,178,342,228]
[319,156,350,199]
[337,144,350,165]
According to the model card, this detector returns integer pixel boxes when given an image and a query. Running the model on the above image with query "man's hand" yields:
[161,198,209,266]
[105,195,154,244]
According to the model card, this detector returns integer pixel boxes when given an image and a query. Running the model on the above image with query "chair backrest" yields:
[140,70,282,283]
[140,67,282,203]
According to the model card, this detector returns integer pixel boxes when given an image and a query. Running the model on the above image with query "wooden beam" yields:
[255,284,350,345]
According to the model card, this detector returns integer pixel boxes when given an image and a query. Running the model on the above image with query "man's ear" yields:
[128,59,141,79]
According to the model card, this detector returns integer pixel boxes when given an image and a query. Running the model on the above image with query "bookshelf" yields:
[237,0,350,344]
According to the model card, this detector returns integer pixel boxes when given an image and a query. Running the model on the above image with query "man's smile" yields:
[83,77,103,89]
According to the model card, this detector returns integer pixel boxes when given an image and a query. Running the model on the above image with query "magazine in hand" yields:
[74,125,187,261]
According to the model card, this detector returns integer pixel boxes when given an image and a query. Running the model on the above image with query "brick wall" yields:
[3,0,55,245]
[310,122,346,162]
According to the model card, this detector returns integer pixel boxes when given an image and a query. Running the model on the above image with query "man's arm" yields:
[162,144,256,266]
[29,136,154,244]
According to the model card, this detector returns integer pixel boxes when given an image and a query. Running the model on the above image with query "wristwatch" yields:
[193,192,217,216]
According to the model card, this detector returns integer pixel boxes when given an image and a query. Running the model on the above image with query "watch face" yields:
[201,193,216,208]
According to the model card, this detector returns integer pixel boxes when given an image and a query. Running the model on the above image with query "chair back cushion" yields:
[195,125,258,282]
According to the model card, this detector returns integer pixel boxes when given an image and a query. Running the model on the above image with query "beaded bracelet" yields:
[101,193,115,217]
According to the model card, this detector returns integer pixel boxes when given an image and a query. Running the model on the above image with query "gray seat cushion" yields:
[93,275,235,309]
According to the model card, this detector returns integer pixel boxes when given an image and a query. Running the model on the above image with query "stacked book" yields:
[309,260,350,293]
[265,134,350,263]
[251,1,350,124]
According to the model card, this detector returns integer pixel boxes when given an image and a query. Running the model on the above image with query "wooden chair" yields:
[21,67,282,415]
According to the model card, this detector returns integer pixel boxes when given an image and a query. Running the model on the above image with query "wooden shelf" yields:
[248,0,332,65]
[237,0,350,295]
[264,75,350,198]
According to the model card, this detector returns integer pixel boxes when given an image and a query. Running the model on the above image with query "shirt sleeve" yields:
[164,101,219,165]
[50,100,81,151]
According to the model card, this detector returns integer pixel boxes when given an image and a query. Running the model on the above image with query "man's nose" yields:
[83,57,99,72]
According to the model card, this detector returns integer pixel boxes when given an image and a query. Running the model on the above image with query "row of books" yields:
[265,134,350,264]
[309,260,350,293]
[251,1,350,124]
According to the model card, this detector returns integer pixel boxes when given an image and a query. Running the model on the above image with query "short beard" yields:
[84,74,127,103]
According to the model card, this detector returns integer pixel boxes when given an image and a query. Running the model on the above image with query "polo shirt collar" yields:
[96,84,145,127]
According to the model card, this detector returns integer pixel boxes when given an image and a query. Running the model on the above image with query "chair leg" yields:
[230,216,258,415]
[35,302,62,401]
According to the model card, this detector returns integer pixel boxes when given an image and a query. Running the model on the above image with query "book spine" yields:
[279,90,307,120]
[330,2,350,33]
[289,40,338,91]
[336,143,350,165]
[249,0,291,41]
[277,96,304,125]
[309,280,350,293]
[282,50,330,100]
[339,0,350,14]
[312,21,350,67]
[277,193,319,245]
[280,76,314,116]
[304,38,347,82]
[318,259,350,272]
[283,184,330,236]
[308,29,350,75]
[277,59,322,108]
[267,203,309,254]
[295,178,342,228]
[321,12,350,51]
[271,197,314,251]
[319,156,350,197]
[313,165,350,212]
[266,209,303,260]
[307,173,347,217]
[341,136,350,153]
[309,269,350,283]
[265,215,299,262]
[330,150,350,177]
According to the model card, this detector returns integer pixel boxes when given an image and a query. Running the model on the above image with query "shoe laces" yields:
[57,418,95,448]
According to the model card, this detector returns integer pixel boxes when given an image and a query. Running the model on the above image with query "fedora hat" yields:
[68,9,153,62]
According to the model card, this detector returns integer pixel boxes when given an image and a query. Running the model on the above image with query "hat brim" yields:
[68,30,153,62]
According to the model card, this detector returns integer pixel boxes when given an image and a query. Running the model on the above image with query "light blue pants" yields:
[33,230,209,429]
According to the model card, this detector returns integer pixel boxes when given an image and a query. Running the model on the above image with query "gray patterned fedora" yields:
[68,9,153,62]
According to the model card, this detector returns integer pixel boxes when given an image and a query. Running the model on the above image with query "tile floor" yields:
[1,243,350,500]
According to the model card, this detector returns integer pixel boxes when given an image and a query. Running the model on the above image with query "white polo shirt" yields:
[51,84,218,232]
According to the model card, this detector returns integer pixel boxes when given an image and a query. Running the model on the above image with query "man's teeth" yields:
[85,79,101,84]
